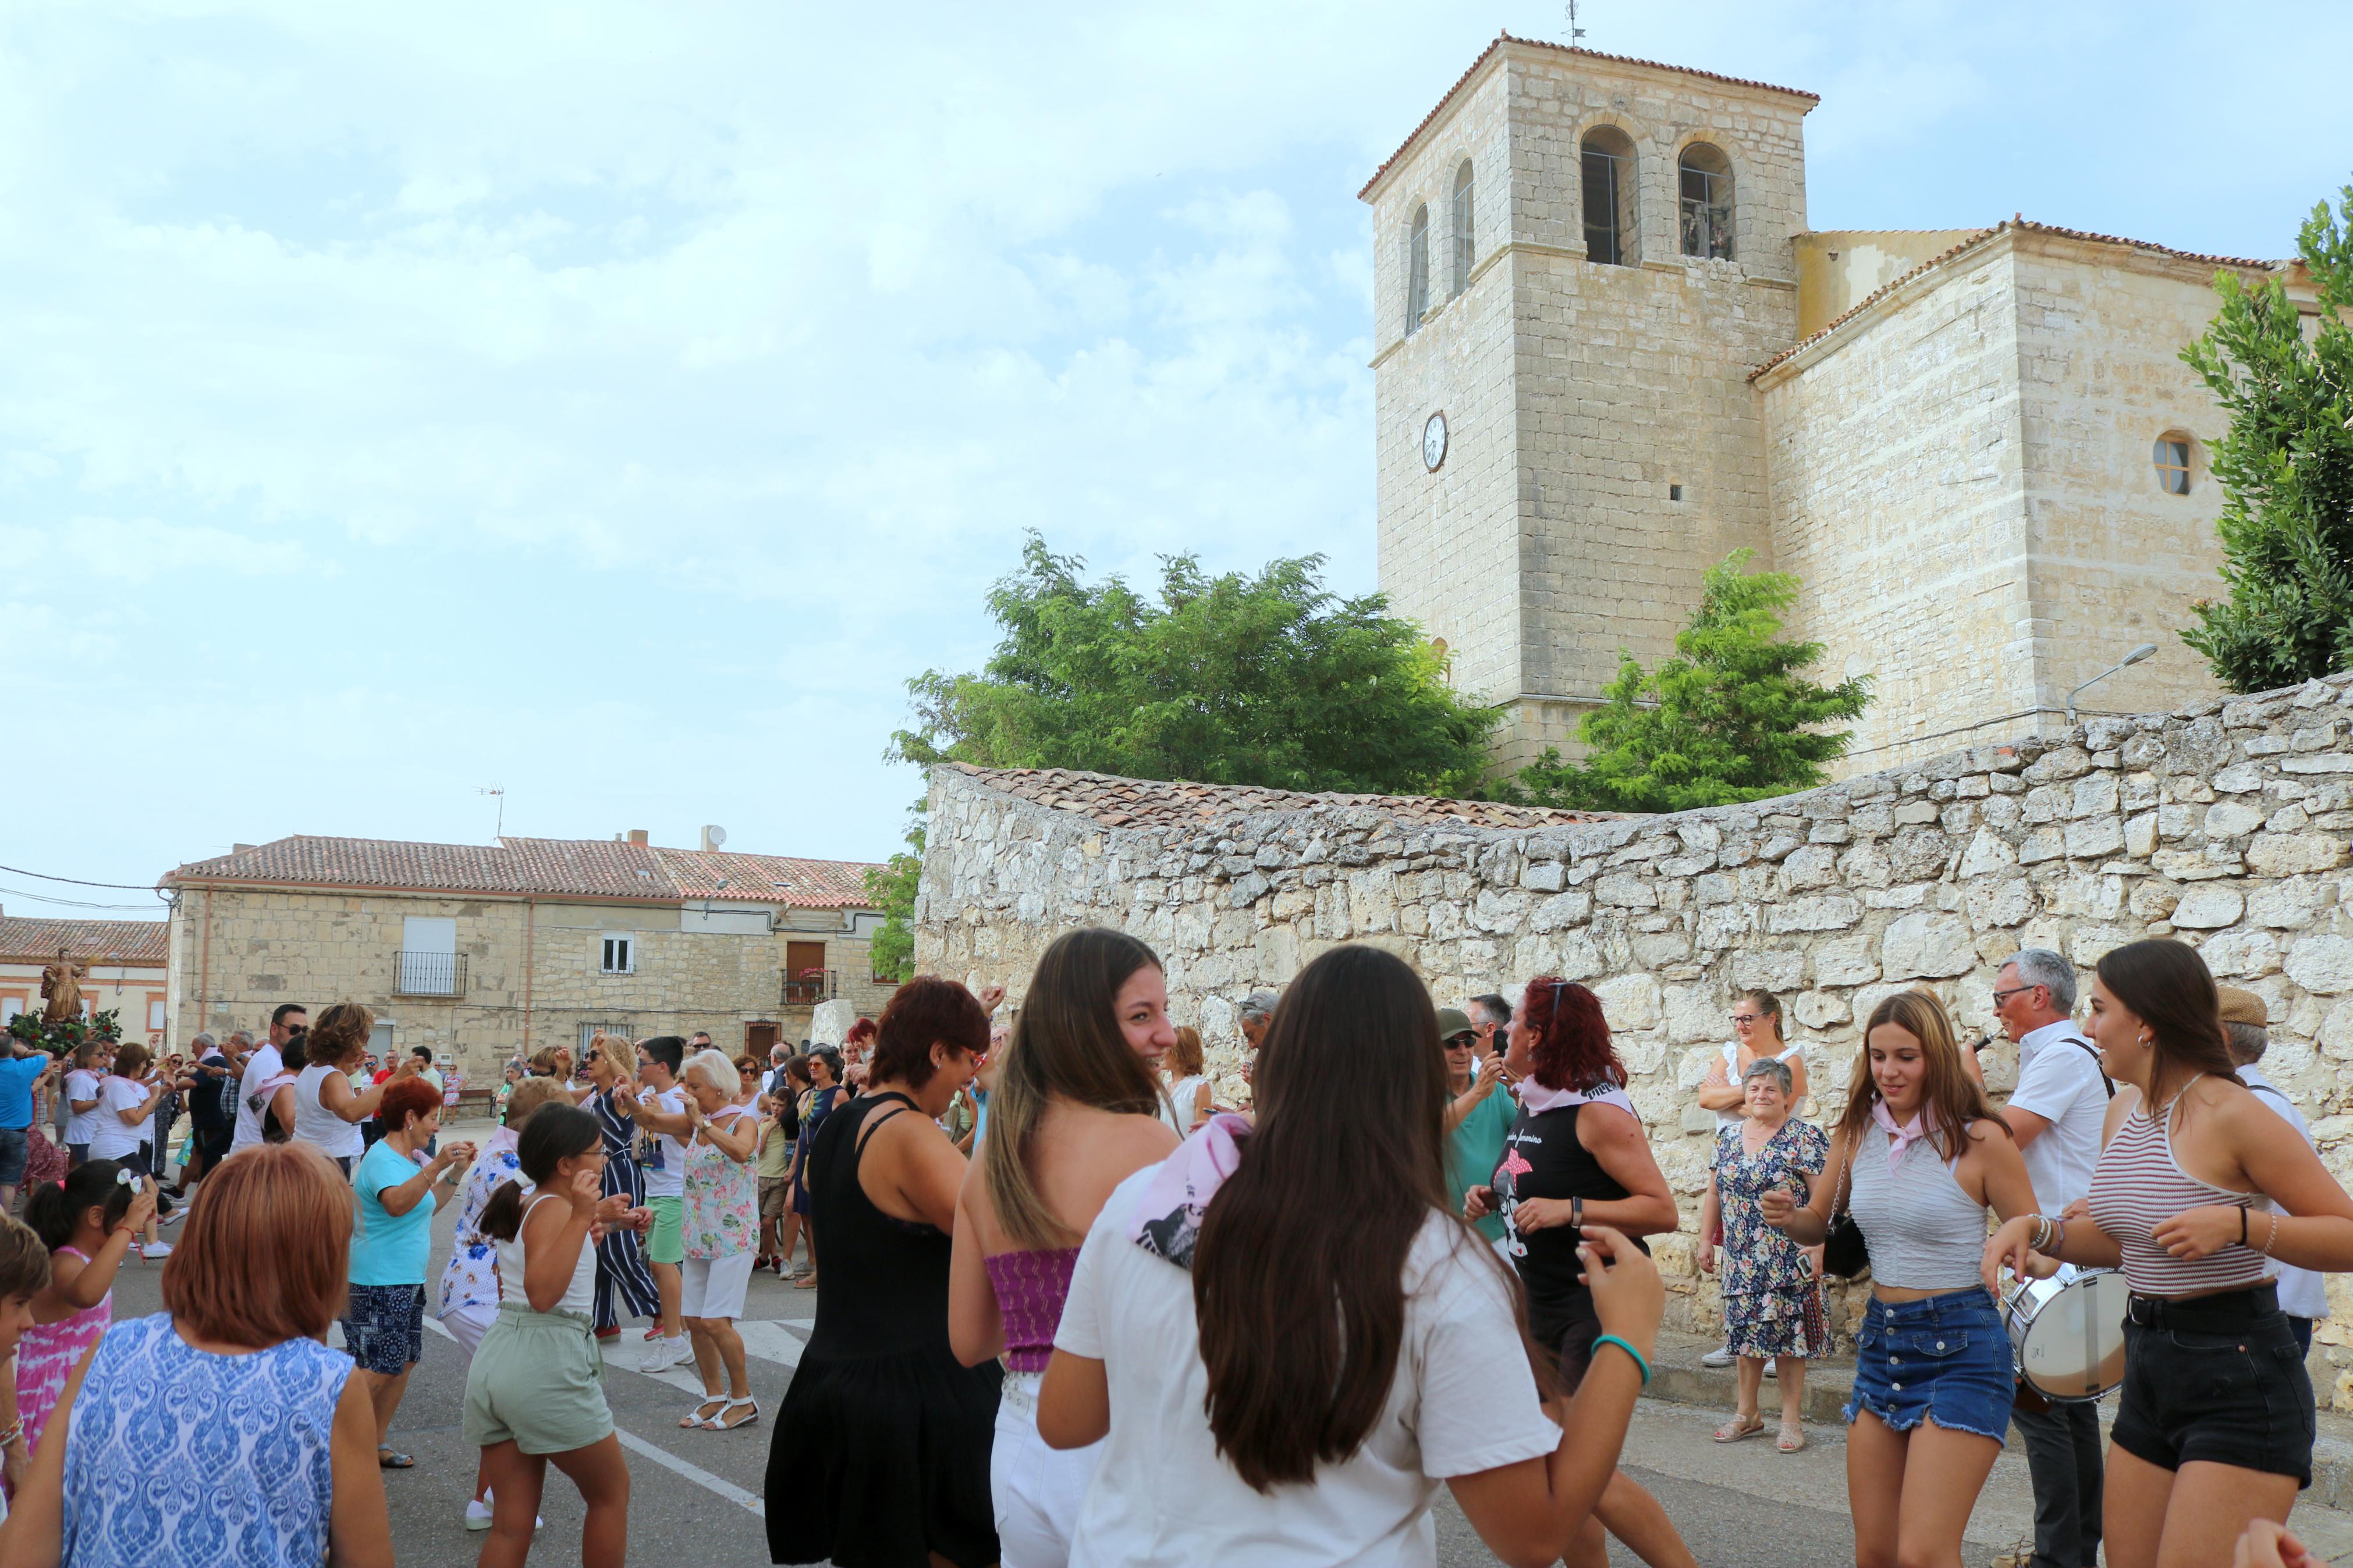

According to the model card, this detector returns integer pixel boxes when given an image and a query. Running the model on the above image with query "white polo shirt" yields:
[2007,1019,2107,1211]
[2237,1064,2331,1321]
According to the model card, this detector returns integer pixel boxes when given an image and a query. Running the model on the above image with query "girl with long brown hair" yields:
[1763,987,2036,1568]
[1037,944,1660,1568]
[947,927,1179,1568]
[1986,939,2353,1568]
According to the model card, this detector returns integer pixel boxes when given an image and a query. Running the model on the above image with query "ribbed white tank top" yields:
[1847,1122,1991,1290]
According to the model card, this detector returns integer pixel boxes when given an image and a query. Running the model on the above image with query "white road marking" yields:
[423,1307,769,1517]
[615,1428,766,1516]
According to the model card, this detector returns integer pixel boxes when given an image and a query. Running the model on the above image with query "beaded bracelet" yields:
[1590,1334,1652,1386]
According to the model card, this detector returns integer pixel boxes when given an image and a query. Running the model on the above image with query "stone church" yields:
[1364,34,2307,777]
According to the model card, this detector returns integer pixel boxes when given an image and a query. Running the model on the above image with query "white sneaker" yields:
[159,1208,186,1228]
[465,1499,494,1531]
[640,1334,691,1372]
[1700,1344,1736,1368]
[137,1242,173,1260]
[1763,1357,1778,1379]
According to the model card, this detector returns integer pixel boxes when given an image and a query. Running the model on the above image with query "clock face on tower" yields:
[1422,411,1448,472]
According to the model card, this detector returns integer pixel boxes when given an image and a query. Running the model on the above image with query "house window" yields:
[1679,143,1734,260]
[1669,483,1684,502]
[1580,128,1638,266]
[0,995,23,1024]
[146,996,166,1032]
[2153,435,2193,495]
[601,934,635,975]
[1449,160,1475,299]
[579,1021,630,1054]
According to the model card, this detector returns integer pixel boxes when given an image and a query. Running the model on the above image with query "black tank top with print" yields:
[1494,1101,1648,1315]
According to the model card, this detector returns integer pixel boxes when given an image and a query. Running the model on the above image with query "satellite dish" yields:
[701,824,728,852]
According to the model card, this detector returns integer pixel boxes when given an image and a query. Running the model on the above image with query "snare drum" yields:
[2002,1264,2128,1403]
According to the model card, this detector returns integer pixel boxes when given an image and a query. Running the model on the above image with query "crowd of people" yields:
[0,926,2342,1567]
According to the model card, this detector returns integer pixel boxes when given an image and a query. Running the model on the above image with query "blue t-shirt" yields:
[350,1139,435,1286]
[0,1054,51,1131]
[1447,1087,1517,1243]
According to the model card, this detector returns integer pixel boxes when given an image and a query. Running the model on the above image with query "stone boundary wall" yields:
[917,673,2353,1405]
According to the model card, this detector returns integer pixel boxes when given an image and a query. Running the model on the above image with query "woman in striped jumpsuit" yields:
[584,1034,661,1334]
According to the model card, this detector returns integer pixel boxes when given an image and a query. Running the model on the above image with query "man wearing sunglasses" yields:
[1440,1007,1513,1249]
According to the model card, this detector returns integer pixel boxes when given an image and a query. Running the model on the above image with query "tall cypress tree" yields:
[1512,551,1870,813]
[2181,182,2353,692]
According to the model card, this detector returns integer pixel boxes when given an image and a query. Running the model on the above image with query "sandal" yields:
[1777,1421,1807,1453]
[1712,1415,1766,1443]
[679,1396,728,1430]
[713,1397,760,1431]
[793,1274,818,1290]
[377,1446,416,1469]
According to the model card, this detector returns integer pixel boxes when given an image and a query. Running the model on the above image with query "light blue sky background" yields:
[6,1,2350,916]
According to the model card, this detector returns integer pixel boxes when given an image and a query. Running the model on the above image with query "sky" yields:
[5,0,2351,920]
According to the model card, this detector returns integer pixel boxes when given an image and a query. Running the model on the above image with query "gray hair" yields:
[681,1047,741,1098]
[226,1030,254,1048]
[2223,1021,2269,1066]
[1238,988,1282,1024]
[1740,1056,1794,1096]
[189,1032,217,1053]
[2001,948,2078,1012]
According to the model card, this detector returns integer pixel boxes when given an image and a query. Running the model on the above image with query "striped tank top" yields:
[2085,1087,2275,1297]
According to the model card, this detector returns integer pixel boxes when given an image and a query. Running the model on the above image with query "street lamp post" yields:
[2065,642,2160,728]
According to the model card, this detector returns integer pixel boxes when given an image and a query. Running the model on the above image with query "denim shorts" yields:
[2111,1289,2314,1487]
[1845,1286,2013,1442]
[0,1126,27,1186]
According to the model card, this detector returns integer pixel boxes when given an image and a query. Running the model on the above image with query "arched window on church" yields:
[1680,143,1734,260]
[1580,127,1637,267]
[1406,204,1431,335]
[1449,161,1475,300]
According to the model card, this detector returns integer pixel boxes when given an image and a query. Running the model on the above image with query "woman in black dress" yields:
[766,979,997,1568]
[1464,976,1690,1568]
[581,1033,662,1336]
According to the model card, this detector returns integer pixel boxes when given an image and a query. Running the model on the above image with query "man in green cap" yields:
[1439,1005,1514,1245]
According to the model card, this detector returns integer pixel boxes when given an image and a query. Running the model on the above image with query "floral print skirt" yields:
[1724,1281,1832,1360]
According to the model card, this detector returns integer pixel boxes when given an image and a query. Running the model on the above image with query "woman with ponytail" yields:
[463,1103,648,1567]
[1037,944,1662,1568]
[946,928,1179,1567]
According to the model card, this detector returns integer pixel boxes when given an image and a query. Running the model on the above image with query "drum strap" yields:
[2065,1039,2114,1099]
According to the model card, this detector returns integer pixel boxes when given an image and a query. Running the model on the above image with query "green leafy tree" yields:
[890,534,1501,798]
[1511,551,1870,813]
[2180,182,2353,692]
[861,810,922,985]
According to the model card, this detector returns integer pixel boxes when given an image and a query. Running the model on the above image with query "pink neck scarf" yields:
[1516,1078,1638,1118]
[1127,1112,1251,1270]
[1870,1099,1938,1171]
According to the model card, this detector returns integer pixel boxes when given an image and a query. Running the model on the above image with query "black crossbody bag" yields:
[1820,1140,1869,1278]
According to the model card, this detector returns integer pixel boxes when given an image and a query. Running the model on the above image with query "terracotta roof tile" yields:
[165,835,879,909]
[953,764,1617,833]
[0,918,168,967]
[1749,219,2283,382]
[1360,32,1817,202]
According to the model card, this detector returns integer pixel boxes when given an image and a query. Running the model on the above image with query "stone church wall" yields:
[919,675,2353,1404]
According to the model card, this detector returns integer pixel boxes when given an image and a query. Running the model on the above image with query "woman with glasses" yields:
[579,1034,662,1345]
[1440,1007,1513,1250]
[1697,1056,1829,1452]
[1464,976,1694,1568]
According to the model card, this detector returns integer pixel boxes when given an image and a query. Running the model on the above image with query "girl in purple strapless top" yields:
[948,929,1187,1568]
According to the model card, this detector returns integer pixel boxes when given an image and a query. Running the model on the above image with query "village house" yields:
[159,829,895,1079]
[0,915,171,1048]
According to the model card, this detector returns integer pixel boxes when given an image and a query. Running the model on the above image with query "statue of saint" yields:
[38,948,88,1025]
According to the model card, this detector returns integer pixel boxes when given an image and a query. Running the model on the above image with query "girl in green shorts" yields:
[464,1104,651,1568]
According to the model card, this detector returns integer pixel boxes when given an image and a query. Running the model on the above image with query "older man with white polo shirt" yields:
[1993,949,2111,1568]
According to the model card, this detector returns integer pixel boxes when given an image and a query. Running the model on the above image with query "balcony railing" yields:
[782,967,838,1006]
[395,951,468,997]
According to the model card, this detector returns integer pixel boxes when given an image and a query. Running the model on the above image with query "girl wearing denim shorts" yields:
[1762,988,2038,1568]
[1988,940,2353,1568]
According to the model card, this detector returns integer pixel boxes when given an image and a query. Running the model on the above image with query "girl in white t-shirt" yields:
[61,1045,105,1165]
[1037,944,1663,1568]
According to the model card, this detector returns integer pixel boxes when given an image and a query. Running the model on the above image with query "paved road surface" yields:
[102,1126,2353,1565]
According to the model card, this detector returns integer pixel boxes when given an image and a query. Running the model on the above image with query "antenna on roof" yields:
[1564,0,1587,45]
[476,786,505,840]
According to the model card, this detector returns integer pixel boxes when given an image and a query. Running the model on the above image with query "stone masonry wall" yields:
[920,675,2353,1406]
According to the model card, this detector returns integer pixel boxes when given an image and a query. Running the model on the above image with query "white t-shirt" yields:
[2237,1064,2331,1321]
[1160,1075,1206,1135]
[640,1085,689,1199]
[89,1076,151,1161]
[63,1069,103,1146]
[231,1044,285,1154]
[1055,1167,1563,1568]
[2006,1020,2106,1210]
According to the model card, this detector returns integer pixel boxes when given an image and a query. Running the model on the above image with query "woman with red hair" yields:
[1465,978,1692,1568]
[343,1074,475,1471]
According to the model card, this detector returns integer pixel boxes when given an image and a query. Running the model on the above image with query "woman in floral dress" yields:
[1698,1054,1830,1453]
[677,1047,760,1431]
